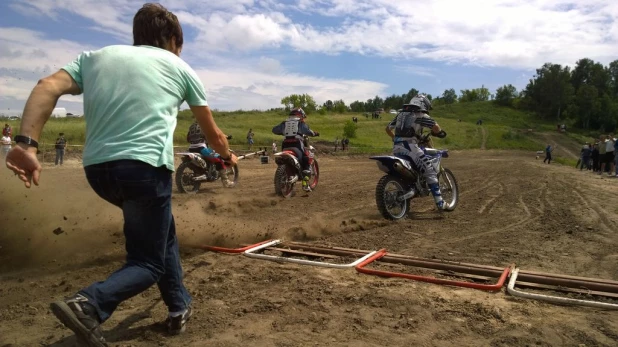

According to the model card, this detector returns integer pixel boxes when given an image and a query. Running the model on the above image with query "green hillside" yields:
[2,102,596,157]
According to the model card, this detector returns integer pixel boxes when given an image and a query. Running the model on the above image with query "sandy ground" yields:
[1,150,617,347]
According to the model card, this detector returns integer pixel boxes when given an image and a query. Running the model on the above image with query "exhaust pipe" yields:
[192,175,208,182]
[393,162,415,179]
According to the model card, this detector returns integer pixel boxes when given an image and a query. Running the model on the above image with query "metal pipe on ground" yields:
[508,268,618,310]
[284,242,506,277]
[285,242,618,293]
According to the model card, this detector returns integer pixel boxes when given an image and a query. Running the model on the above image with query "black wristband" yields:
[14,135,39,149]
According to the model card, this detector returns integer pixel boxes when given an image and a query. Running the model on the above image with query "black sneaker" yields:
[50,294,107,347]
[165,306,192,335]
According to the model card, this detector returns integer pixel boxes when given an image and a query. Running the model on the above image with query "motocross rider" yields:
[186,120,235,188]
[272,107,319,192]
[385,94,447,210]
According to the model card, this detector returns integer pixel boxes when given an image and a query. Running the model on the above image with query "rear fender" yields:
[369,155,412,174]
[274,151,301,171]
[175,152,206,167]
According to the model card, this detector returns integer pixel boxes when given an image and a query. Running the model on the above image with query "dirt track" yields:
[1,151,617,347]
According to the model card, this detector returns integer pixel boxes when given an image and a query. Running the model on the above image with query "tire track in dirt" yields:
[478,182,504,214]
[449,193,540,243]
[568,187,616,234]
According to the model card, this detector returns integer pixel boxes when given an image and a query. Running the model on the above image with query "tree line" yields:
[280,58,618,132]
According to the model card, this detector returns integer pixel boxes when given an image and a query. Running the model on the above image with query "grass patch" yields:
[552,157,578,167]
[2,101,574,154]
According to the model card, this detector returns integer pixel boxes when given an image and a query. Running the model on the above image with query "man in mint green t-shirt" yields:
[5,4,237,346]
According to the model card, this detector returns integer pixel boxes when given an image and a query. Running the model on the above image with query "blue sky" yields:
[1,0,617,114]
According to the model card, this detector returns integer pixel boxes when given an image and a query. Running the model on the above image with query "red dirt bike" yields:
[174,148,266,194]
[174,149,239,194]
[273,135,319,198]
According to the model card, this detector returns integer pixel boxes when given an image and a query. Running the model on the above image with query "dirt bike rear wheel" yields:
[375,175,410,220]
[438,167,459,211]
[308,160,319,190]
[274,165,295,198]
[175,161,202,194]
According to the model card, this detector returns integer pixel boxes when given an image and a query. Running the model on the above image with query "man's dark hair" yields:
[133,3,183,50]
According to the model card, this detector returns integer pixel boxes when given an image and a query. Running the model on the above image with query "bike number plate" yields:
[284,120,299,136]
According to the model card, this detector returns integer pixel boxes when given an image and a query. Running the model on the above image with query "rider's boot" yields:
[219,169,235,188]
[301,169,311,192]
[429,183,446,211]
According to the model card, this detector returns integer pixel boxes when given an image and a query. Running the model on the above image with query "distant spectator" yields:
[334,137,339,152]
[271,140,277,154]
[598,135,607,174]
[543,144,553,164]
[246,128,254,150]
[2,123,11,138]
[580,143,591,171]
[54,132,67,165]
[604,134,615,176]
[591,142,600,172]
[614,134,618,176]
[1,134,11,158]
[343,138,349,151]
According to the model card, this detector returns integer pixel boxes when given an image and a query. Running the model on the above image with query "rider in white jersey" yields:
[272,107,319,191]
[385,94,446,210]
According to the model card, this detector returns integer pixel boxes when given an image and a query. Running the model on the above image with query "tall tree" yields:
[522,63,574,119]
[574,84,600,129]
[349,101,366,112]
[280,94,317,113]
[571,58,610,96]
[441,88,457,104]
[608,60,618,98]
[323,100,334,111]
[404,88,419,103]
[332,99,347,113]
[495,84,519,107]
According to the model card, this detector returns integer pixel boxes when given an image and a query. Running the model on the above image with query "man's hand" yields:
[223,153,238,166]
[5,143,42,188]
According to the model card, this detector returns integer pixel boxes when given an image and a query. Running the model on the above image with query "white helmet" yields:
[405,94,432,113]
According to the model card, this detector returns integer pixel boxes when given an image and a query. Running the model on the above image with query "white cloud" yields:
[2,0,618,112]
[195,64,387,110]
[10,0,617,69]
[395,65,437,77]
[0,25,385,112]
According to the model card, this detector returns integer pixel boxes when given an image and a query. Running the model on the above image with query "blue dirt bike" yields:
[370,131,459,220]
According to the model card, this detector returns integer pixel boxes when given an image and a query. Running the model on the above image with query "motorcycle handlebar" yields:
[422,130,447,140]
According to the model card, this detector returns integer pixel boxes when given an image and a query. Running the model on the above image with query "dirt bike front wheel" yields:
[221,163,239,186]
[274,165,295,198]
[375,175,410,220]
[438,167,459,211]
[308,160,319,190]
[175,161,202,194]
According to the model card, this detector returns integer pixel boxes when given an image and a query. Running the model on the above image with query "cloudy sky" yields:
[1,0,617,114]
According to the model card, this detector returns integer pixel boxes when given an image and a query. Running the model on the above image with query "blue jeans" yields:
[80,160,191,322]
[55,148,65,165]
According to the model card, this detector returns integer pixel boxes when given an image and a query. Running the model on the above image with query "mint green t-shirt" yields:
[62,45,208,171]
